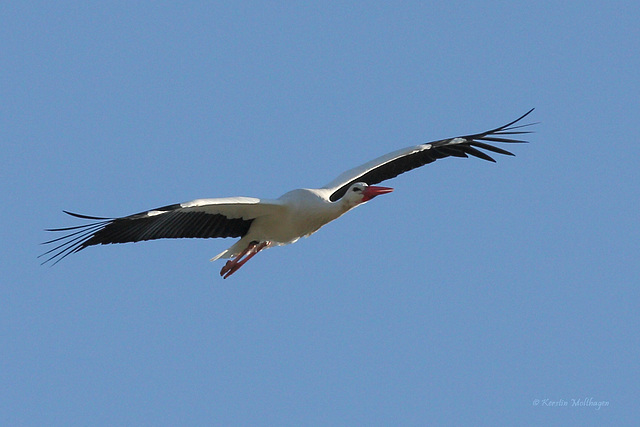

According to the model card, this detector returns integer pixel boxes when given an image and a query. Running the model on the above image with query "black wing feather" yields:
[40,205,254,265]
[329,109,535,201]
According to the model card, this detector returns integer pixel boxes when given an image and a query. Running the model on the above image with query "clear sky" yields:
[3,1,639,425]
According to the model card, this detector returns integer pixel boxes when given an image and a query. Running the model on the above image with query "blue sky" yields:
[3,1,639,425]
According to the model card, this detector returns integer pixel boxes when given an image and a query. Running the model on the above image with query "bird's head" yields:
[344,182,394,206]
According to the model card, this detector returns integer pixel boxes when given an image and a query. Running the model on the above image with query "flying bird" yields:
[41,109,535,278]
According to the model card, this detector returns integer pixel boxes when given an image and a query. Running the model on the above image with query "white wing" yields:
[40,197,285,265]
[323,109,535,201]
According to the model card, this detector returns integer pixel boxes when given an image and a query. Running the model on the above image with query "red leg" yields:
[220,241,269,279]
[220,242,256,277]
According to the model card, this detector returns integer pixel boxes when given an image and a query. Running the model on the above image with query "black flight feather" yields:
[329,108,535,201]
[40,206,254,265]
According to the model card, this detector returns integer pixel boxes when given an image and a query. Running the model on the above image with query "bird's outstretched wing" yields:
[324,109,535,201]
[40,197,284,265]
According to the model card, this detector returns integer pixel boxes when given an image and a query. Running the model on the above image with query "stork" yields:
[41,109,535,278]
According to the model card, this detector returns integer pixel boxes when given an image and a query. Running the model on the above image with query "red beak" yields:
[361,185,394,202]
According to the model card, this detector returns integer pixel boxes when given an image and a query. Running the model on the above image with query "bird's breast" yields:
[250,189,342,244]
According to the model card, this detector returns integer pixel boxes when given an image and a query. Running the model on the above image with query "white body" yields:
[200,187,367,261]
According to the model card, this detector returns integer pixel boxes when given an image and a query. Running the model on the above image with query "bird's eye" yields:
[352,187,361,192]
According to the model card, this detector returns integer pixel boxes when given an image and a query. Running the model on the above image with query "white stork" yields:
[41,109,535,278]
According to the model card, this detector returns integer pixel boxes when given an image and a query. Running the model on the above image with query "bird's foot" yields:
[219,241,269,279]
